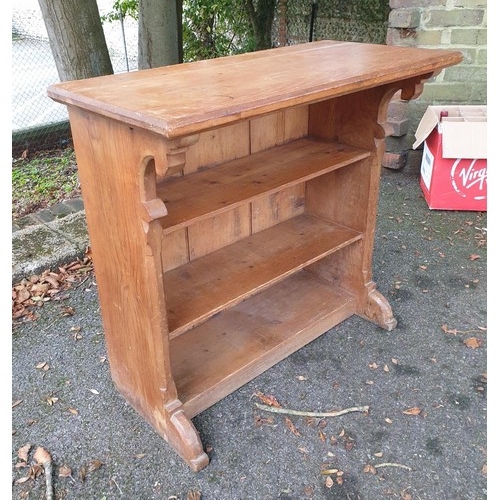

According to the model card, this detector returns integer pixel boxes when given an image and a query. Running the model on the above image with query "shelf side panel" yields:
[171,271,355,418]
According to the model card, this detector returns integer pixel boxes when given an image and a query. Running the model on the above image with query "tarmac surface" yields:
[11,163,488,499]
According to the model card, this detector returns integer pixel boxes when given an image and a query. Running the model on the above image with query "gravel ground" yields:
[11,164,488,500]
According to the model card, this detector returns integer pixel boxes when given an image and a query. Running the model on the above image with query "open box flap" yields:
[413,106,487,159]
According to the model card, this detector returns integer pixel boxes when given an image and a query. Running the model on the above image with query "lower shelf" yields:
[170,270,355,418]
[164,213,361,338]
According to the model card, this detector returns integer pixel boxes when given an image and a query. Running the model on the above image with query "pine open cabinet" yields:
[48,41,462,470]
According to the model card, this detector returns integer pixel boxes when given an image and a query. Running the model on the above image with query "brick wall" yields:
[383,0,487,170]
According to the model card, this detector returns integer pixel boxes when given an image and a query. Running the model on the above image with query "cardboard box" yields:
[413,105,487,211]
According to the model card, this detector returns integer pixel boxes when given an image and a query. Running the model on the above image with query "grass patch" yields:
[12,147,81,220]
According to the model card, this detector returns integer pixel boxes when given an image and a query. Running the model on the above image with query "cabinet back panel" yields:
[251,184,306,233]
[250,106,309,153]
[187,205,252,260]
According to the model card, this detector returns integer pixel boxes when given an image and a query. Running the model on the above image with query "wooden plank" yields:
[47,40,462,139]
[164,213,361,337]
[157,138,370,232]
[170,271,355,418]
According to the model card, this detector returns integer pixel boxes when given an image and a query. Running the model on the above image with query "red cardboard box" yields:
[413,105,487,211]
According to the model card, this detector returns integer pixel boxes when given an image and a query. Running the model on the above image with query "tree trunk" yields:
[244,0,277,50]
[138,0,183,69]
[38,0,113,81]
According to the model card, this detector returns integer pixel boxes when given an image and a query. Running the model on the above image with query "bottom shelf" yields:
[170,270,356,418]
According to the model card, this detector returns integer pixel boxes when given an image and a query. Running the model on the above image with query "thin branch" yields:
[374,462,412,471]
[255,403,369,418]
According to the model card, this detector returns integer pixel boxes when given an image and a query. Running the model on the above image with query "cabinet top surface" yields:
[48,40,462,138]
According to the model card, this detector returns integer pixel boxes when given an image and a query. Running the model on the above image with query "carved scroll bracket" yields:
[157,134,200,181]
[139,156,168,228]
[400,71,439,101]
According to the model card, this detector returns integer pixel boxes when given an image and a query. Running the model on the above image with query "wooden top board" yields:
[47,40,462,138]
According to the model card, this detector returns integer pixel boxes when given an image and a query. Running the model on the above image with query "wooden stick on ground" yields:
[374,462,412,471]
[255,403,369,418]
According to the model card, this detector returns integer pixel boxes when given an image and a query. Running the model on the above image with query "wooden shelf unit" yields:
[48,40,462,471]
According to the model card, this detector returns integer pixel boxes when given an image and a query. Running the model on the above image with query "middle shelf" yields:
[164,213,362,338]
[156,138,370,232]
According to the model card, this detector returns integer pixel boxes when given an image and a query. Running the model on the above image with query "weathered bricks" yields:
[385,0,486,169]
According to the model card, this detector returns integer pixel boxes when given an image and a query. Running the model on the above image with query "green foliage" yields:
[183,0,255,61]
[101,0,138,22]
[12,148,80,219]
[101,0,256,62]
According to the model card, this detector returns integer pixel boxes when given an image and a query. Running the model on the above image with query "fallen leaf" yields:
[58,465,73,478]
[134,453,146,459]
[254,391,281,408]
[60,306,75,316]
[383,365,389,372]
[187,488,201,500]
[369,362,378,369]
[364,464,376,475]
[344,439,354,452]
[12,400,23,409]
[481,463,487,476]
[254,415,274,427]
[303,486,314,497]
[296,375,307,381]
[325,476,334,488]
[419,265,428,270]
[403,407,422,416]
[35,362,48,370]
[318,430,326,442]
[374,452,383,457]
[88,388,100,395]
[15,476,30,484]
[464,337,482,349]
[385,418,393,424]
[33,447,51,466]
[284,417,301,436]
[45,396,59,405]
[87,459,104,472]
[79,466,86,482]
[68,407,79,415]
[336,476,344,485]
[18,443,31,462]
[469,254,481,260]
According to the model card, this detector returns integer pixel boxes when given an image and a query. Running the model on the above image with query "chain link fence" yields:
[12,0,138,157]
[276,0,389,46]
[12,0,389,157]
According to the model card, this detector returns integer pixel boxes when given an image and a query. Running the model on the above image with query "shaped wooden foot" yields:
[359,288,397,331]
[163,400,209,471]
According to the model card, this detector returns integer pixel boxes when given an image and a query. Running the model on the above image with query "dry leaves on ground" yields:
[12,251,94,323]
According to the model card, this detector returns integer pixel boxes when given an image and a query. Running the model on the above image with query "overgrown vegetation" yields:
[12,148,80,220]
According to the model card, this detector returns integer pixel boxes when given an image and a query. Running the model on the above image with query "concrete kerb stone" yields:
[12,211,89,284]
